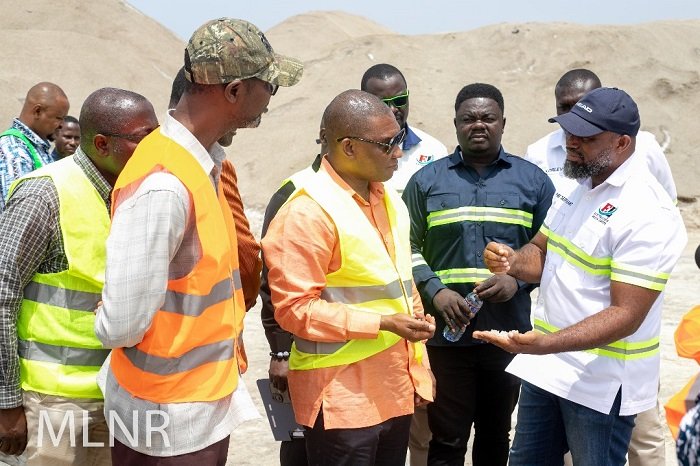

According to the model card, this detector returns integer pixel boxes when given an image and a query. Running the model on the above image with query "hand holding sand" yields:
[472,329,548,354]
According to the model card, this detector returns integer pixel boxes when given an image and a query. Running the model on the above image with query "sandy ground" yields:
[225,225,700,465]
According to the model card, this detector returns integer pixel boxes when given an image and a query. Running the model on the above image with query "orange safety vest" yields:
[665,305,700,438]
[109,130,246,403]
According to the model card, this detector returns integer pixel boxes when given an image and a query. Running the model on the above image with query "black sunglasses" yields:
[336,127,407,154]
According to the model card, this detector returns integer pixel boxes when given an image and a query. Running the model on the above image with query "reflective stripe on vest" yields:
[534,319,659,360]
[321,279,412,304]
[122,339,235,375]
[541,225,670,291]
[9,156,109,399]
[24,282,101,312]
[427,206,533,230]
[287,168,418,370]
[19,340,110,367]
[109,131,244,403]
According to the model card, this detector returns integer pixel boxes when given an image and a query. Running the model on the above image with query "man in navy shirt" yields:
[402,83,554,465]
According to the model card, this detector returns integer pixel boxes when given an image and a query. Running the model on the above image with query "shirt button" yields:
[477,251,482,257]
[500,200,506,206]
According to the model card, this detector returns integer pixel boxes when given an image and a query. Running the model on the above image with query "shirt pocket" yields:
[568,222,608,286]
[483,193,525,244]
[426,193,462,239]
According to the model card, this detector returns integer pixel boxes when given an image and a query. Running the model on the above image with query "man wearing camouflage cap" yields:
[95,18,302,465]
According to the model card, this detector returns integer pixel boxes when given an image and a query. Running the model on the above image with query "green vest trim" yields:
[0,128,43,169]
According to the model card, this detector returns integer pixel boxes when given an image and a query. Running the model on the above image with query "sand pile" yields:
[1,2,698,226]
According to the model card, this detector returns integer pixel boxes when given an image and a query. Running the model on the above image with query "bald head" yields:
[19,82,69,140]
[79,87,158,186]
[324,89,394,151]
[554,69,602,115]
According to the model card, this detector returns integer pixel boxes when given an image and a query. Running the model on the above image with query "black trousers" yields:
[427,344,520,466]
[280,437,308,466]
[304,413,412,466]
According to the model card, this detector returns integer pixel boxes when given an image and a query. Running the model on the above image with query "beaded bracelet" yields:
[269,351,290,361]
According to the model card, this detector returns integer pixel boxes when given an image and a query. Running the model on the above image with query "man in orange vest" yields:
[94,18,303,465]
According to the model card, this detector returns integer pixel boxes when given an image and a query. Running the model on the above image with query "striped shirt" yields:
[0,119,53,211]
[0,149,110,408]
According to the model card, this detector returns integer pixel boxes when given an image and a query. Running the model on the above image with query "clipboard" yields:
[255,378,305,441]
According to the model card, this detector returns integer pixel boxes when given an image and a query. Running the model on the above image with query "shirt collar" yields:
[11,118,50,153]
[72,147,112,209]
[551,127,566,152]
[402,124,422,151]
[161,111,226,176]
[600,150,644,189]
[448,146,511,168]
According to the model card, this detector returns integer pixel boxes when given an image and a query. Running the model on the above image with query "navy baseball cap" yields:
[549,87,640,137]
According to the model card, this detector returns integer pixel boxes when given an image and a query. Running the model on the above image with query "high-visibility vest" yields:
[287,168,420,370]
[10,156,110,399]
[665,305,700,438]
[0,128,44,170]
[109,130,245,403]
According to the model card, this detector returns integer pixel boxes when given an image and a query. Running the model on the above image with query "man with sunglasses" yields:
[0,87,157,466]
[402,83,555,466]
[361,64,447,195]
[263,90,435,465]
[94,18,302,465]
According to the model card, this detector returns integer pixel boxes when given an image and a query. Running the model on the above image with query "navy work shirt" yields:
[402,146,555,346]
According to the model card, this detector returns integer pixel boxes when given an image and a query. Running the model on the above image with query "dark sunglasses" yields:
[336,127,407,154]
[381,90,409,108]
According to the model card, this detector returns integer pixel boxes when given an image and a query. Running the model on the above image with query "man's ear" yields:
[617,134,633,153]
[502,116,506,133]
[32,104,43,120]
[93,135,110,157]
[224,81,244,104]
[339,138,356,159]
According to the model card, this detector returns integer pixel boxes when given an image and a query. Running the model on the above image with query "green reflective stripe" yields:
[321,279,410,304]
[546,230,611,276]
[162,277,234,316]
[427,206,533,229]
[294,337,346,354]
[534,319,659,360]
[610,262,669,292]
[435,268,492,284]
[412,253,427,267]
[540,224,552,238]
[122,339,234,375]
[18,340,109,367]
[24,282,101,312]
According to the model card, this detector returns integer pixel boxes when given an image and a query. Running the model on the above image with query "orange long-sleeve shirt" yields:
[221,159,262,310]
[261,158,433,429]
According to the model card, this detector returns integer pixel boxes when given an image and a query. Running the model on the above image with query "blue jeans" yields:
[509,381,636,466]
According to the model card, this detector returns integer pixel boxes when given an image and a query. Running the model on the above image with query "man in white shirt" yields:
[525,69,677,465]
[361,64,448,196]
[525,69,676,203]
[475,88,686,465]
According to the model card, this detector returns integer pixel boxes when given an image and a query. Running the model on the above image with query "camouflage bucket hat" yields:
[184,18,303,87]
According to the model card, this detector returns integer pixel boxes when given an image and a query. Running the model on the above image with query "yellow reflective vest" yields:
[288,168,420,370]
[10,156,110,399]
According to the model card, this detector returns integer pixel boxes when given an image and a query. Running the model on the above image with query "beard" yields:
[563,147,613,180]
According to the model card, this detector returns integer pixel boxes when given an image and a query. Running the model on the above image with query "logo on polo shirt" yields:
[416,154,433,165]
[592,202,618,225]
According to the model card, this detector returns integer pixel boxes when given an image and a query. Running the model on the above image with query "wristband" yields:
[269,351,290,361]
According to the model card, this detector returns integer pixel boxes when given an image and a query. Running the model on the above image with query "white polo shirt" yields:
[524,128,677,202]
[507,152,686,416]
[385,125,447,194]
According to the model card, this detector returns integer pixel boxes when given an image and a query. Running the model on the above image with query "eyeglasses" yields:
[336,127,406,154]
[255,78,278,96]
[381,90,409,108]
[102,132,151,143]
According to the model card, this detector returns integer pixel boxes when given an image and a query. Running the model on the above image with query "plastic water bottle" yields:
[442,291,483,342]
